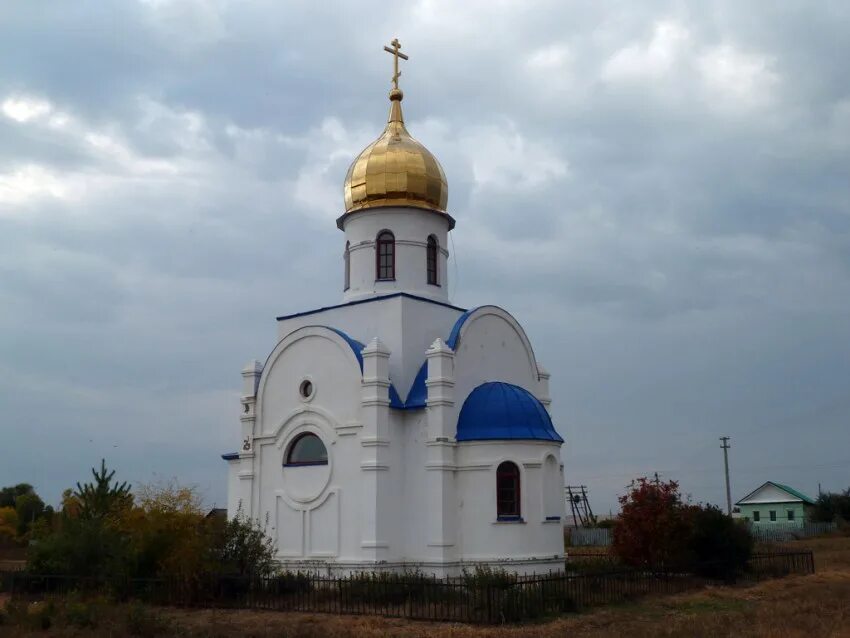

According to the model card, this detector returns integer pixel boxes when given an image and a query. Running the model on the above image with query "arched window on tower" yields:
[376,231,395,280]
[344,241,350,291]
[427,235,439,286]
[496,461,521,520]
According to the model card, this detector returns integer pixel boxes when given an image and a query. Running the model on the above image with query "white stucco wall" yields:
[341,207,451,303]
[455,441,565,563]
[276,294,463,398]
[226,289,566,575]
[250,327,365,562]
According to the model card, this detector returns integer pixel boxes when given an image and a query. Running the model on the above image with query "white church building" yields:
[223,41,566,575]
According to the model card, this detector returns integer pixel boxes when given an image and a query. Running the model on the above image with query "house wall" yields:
[738,502,808,526]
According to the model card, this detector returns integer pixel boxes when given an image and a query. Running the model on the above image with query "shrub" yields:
[612,478,691,568]
[25,600,56,631]
[461,564,515,588]
[65,600,97,628]
[209,507,277,577]
[125,602,171,637]
[684,505,753,578]
[28,515,132,578]
[612,478,753,575]
[24,464,278,592]
[336,571,435,606]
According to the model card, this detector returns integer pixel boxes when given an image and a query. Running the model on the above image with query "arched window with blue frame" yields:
[496,461,521,520]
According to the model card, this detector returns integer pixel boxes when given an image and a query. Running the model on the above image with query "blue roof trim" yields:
[456,382,563,443]
[446,307,479,350]
[396,307,479,410]
[389,383,404,409]
[325,327,365,370]
[324,326,408,406]
[276,293,467,322]
[402,361,429,409]
[221,452,239,461]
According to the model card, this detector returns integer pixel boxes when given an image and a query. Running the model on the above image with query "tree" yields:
[810,488,850,523]
[28,515,132,578]
[74,459,133,520]
[210,508,277,577]
[27,465,278,580]
[612,478,691,568]
[28,461,134,577]
[122,481,210,578]
[61,488,82,519]
[14,491,45,538]
[0,506,18,540]
[0,484,35,509]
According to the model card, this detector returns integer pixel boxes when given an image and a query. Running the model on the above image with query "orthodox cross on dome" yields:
[383,38,408,90]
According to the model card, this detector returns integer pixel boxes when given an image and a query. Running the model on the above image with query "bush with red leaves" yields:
[611,478,691,568]
[612,478,752,575]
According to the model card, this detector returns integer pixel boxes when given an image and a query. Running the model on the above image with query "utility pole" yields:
[720,436,732,515]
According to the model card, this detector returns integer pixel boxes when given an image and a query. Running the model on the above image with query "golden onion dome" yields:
[343,87,448,216]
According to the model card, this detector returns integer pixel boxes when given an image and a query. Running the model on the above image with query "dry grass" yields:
[3,536,849,637]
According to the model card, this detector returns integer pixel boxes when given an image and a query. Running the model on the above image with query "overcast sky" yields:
[1,1,849,514]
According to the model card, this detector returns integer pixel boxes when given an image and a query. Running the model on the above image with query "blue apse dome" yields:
[456,382,564,442]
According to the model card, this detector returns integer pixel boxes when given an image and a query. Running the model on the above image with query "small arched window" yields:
[285,433,328,466]
[496,461,521,519]
[376,231,395,280]
[344,241,350,291]
[426,235,439,286]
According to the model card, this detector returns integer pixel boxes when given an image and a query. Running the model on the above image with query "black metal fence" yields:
[0,551,814,624]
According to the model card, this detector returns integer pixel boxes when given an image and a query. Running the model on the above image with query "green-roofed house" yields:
[734,481,817,527]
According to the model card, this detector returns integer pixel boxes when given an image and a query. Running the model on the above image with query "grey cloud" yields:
[1,1,849,514]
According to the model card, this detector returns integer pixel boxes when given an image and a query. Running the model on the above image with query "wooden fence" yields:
[567,527,612,547]
[747,521,837,542]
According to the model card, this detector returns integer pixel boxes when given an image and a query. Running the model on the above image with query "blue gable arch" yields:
[325,327,366,369]
[324,326,404,406]
[399,308,481,409]
[456,382,563,442]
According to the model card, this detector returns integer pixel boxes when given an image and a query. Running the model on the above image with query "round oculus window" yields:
[299,379,313,400]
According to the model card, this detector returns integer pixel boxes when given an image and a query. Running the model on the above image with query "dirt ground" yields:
[161,536,850,638]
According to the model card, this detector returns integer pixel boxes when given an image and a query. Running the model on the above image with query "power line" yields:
[573,458,850,483]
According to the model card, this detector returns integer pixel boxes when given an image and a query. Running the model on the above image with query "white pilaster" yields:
[536,362,552,413]
[360,338,391,562]
[239,359,262,518]
[424,338,457,562]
